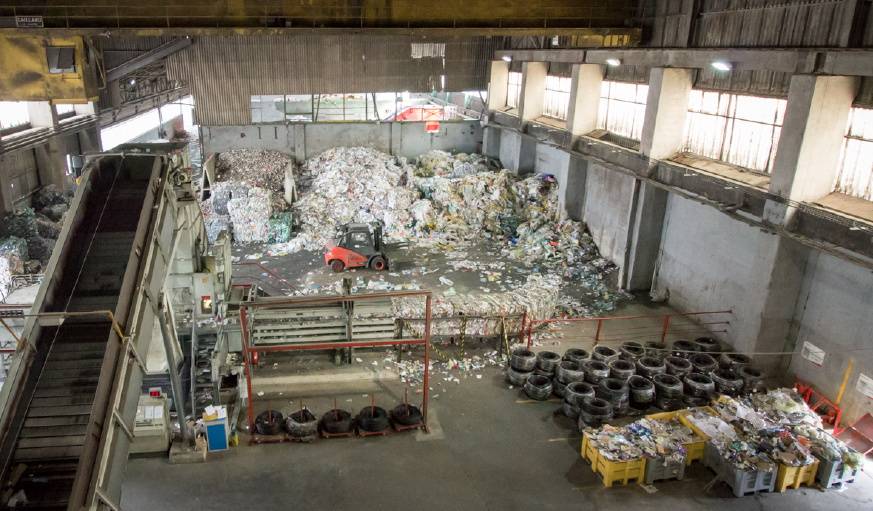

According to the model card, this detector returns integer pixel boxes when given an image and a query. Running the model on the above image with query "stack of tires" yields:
[507,348,536,386]
[286,408,318,441]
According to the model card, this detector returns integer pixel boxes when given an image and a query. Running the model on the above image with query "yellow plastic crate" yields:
[646,409,705,466]
[677,406,718,441]
[776,460,819,492]
[581,433,598,471]
[594,455,646,487]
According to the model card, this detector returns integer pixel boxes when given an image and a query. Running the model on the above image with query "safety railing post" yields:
[660,315,672,344]
[594,319,603,345]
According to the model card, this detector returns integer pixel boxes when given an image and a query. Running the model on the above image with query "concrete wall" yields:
[200,121,483,161]
[788,251,873,423]
[581,163,636,269]
[534,144,570,215]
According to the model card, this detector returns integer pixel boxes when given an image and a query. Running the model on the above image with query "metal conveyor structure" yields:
[0,148,195,510]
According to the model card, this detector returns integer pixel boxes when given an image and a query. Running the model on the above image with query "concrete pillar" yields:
[564,156,588,221]
[487,61,509,111]
[519,62,548,123]
[498,129,536,175]
[624,181,668,291]
[33,141,68,189]
[482,126,501,159]
[26,101,58,128]
[640,68,693,160]
[769,75,858,206]
[567,64,603,136]
[78,125,102,153]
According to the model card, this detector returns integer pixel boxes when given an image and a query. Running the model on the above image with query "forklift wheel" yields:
[370,256,387,271]
[329,260,345,273]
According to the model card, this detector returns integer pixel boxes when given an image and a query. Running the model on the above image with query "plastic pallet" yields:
[581,433,598,468]
[644,456,686,485]
[703,443,776,497]
[776,461,819,492]
[594,455,646,487]
[816,457,858,489]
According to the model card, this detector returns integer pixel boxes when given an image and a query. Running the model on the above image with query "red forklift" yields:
[323,222,389,272]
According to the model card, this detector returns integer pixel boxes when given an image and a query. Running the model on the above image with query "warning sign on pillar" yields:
[857,373,873,399]
[801,341,826,366]
[425,121,440,133]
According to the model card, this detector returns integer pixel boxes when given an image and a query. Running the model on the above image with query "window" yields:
[46,46,76,74]
[55,103,76,119]
[597,81,648,141]
[543,75,571,121]
[0,102,30,131]
[683,90,786,174]
[506,71,522,109]
[835,107,873,201]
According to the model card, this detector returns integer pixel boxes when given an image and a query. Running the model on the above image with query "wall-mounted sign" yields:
[424,121,440,133]
[15,16,43,28]
[857,373,873,400]
[801,341,826,366]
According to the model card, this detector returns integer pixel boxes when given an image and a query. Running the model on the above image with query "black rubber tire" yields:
[255,410,284,435]
[664,356,693,377]
[506,366,532,386]
[693,336,721,353]
[390,404,422,426]
[357,406,390,432]
[683,395,710,407]
[596,378,629,414]
[285,409,318,438]
[608,359,635,381]
[592,345,619,363]
[523,374,553,400]
[628,375,655,404]
[711,368,744,396]
[555,360,585,384]
[320,409,353,434]
[720,352,752,370]
[739,366,765,393]
[563,381,596,417]
[553,378,567,398]
[671,340,698,358]
[536,351,561,374]
[636,356,667,378]
[689,353,718,374]
[684,372,716,398]
[369,256,387,271]
[579,397,613,428]
[655,395,683,411]
[619,341,645,361]
[583,360,610,384]
[510,348,537,371]
[329,259,345,273]
[644,341,668,359]
[652,373,684,398]
[563,348,590,365]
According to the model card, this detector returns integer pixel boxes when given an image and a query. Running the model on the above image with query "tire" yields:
[711,369,744,396]
[683,372,716,398]
[506,366,532,386]
[370,256,387,271]
[583,360,610,384]
[320,409,353,434]
[664,356,693,377]
[592,345,619,363]
[255,410,284,435]
[357,406,390,432]
[523,374,553,400]
[738,366,765,394]
[652,373,684,398]
[390,404,422,426]
[563,382,596,417]
[563,348,590,365]
[608,359,635,381]
[329,259,345,273]
[553,378,567,398]
[596,378,629,415]
[619,341,645,361]
[693,336,721,354]
[536,351,561,374]
[719,352,751,370]
[579,397,613,429]
[671,340,698,358]
[644,342,668,359]
[628,375,655,405]
[689,353,718,374]
[636,356,666,378]
[555,360,585,384]
[286,409,318,439]
[510,349,537,372]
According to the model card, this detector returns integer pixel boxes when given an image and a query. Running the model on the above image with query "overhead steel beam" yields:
[494,48,873,77]
[105,37,193,83]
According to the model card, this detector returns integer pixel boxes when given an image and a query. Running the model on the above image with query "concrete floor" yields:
[121,302,873,511]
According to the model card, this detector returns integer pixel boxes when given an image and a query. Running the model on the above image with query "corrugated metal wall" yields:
[166,35,501,125]
[1,149,39,205]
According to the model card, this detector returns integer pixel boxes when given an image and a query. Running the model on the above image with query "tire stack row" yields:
[254,403,422,439]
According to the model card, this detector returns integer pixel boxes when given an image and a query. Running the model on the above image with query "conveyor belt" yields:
[0,157,154,510]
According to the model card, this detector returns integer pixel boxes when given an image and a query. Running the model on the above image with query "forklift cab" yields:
[324,222,388,272]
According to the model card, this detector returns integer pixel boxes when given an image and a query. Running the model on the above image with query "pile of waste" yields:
[202,150,296,244]
[587,417,695,463]
[413,150,490,178]
[0,185,71,298]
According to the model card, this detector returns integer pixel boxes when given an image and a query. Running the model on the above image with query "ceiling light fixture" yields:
[605,58,621,67]
[501,55,512,63]
[711,61,732,72]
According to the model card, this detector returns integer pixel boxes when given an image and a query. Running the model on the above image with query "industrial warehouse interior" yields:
[1,1,873,510]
